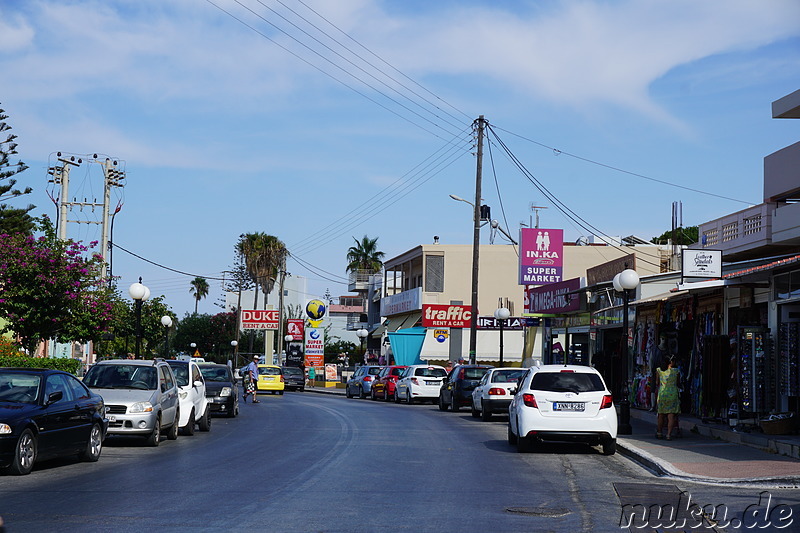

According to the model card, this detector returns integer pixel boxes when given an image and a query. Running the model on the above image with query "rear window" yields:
[390,368,405,376]
[414,367,446,378]
[282,368,302,377]
[491,369,526,383]
[461,368,490,380]
[259,367,282,376]
[368,367,382,375]
[530,372,605,393]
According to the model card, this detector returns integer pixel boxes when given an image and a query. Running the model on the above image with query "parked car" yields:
[471,367,528,421]
[198,363,239,418]
[438,364,492,412]
[345,365,383,399]
[167,360,211,435]
[507,364,617,455]
[256,365,285,395]
[0,368,107,475]
[395,365,447,404]
[83,359,180,446]
[281,366,305,392]
[370,365,408,401]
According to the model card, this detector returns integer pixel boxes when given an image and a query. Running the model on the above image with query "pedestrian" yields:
[655,355,680,440]
[243,355,260,403]
[308,365,316,388]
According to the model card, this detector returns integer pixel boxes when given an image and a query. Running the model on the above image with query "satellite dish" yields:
[576,236,589,246]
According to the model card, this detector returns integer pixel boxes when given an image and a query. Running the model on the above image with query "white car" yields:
[167,360,211,435]
[471,367,528,421]
[508,364,617,455]
[395,365,447,405]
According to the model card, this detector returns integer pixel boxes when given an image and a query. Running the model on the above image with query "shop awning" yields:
[631,290,689,306]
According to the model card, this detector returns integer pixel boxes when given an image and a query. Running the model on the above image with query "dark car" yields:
[0,368,107,475]
[438,364,493,412]
[199,364,239,418]
[281,366,305,392]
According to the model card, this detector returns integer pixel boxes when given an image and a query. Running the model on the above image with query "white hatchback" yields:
[508,364,617,455]
[471,367,528,421]
[167,360,211,436]
[395,365,447,405]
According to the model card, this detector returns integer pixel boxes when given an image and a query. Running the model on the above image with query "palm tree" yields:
[189,277,210,314]
[346,235,385,273]
[236,232,289,308]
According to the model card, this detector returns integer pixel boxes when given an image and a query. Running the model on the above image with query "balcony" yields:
[697,204,773,261]
[349,269,378,292]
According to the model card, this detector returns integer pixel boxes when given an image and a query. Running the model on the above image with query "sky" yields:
[1,0,799,318]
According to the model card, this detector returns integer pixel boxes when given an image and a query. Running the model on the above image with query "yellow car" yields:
[256,365,285,395]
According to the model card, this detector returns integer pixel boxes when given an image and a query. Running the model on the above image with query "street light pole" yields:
[356,328,368,362]
[613,268,640,436]
[494,307,510,366]
[160,315,172,358]
[128,278,150,359]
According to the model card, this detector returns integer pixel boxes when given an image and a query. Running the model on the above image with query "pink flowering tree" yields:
[0,217,113,355]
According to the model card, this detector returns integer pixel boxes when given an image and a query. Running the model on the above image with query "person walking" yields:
[243,355,260,403]
[308,365,316,388]
[655,355,680,440]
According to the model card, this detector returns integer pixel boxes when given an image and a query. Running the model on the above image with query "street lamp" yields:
[284,334,293,364]
[613,268,640,435]
[190,342,196,358]
[494,307,510,366]
[160,315,173,358]
[356,328,368,361]
[128,278,150,359]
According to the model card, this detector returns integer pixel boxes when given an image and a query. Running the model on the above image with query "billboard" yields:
[241,309,279,330]
[304,327,325,367]
[682,249,722,278]
[286,318,305,340]
[519,228,564,285]
[422,304,472,328]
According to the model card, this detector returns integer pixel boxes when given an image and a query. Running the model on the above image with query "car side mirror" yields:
[509,388,517,395]
[161,383,168,393]
[193,380,203,388]
[46,390,63,404]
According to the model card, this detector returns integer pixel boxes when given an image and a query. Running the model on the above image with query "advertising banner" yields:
[304,327,325,367]
[682,249,722,278]
[241,309,279,330]
[287,318,305,340]
[422,304,473,328]
[526,277,583,314]
[519,228,564,285]
[476,316,526,330]
[324,364,338,382]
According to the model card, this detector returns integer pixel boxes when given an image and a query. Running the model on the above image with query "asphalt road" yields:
[2,392,798,532]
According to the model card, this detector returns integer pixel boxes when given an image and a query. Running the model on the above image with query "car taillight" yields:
[411,377,419,385]
[560,369,575,373]
[280,376,284,383]
[363,376,373,381]
[600,395,613,409]
[522,393,538,408]
[488,388,506,396]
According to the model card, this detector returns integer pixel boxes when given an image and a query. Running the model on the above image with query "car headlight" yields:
[128,401,154,413]
[179,391,188,400]
[220,387,231,397]
[0,423,11,434]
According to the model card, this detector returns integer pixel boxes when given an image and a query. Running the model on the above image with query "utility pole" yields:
[276,270,289,357]
[468,116,485,364]
[530,204,548,229]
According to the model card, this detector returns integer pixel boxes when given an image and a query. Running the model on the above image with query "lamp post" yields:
[190,342,196,358]
[160,315,173,358]
[128,278,150,359]
[356,328,368,362]
[284,334,293,365]
[494,307,510,366]
[613,268,640,435]
[230,340,238,365]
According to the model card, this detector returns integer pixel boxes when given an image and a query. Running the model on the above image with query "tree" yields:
[0,217,112,354]
[189,276,210,314]
[651,226,699,246]
[237,232,289,307]
[346,235,385,273]
[173,311,239,362]
[0,104,35,235]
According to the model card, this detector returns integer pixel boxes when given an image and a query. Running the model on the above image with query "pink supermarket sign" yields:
[519,228,563,285]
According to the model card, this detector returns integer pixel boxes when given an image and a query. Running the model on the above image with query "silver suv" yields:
[83,359,180,446]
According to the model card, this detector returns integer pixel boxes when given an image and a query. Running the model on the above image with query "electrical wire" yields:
[485,135,518,256]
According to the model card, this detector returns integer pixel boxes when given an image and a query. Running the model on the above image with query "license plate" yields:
[553,402,585,411]
[108,415,116,422]
[425,380,439,386]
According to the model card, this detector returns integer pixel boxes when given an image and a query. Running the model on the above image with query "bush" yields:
[0,356,82,374]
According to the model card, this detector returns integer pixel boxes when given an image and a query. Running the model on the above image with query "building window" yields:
[425,255,444,292]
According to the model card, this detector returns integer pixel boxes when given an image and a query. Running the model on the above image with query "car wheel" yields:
[384,389,392,402]
[345,386,352,398]
[199,407,211,432]
[9,428,36,475]
[182,409,195,436]
[470,401,480,418]
[507,424,518,445]
[79,422,103,462]
[146,417,161,447]
[481,400,492,422]
[450,393,460,412]
[166,409,180,440]
[278,390,284,395]
[516,434,532,453]
[438,394,448,411]
[359,386,367,399]
[602,438,616,456]
[371,388,377,401]
[405,391,413,405]
[394,389,402,403]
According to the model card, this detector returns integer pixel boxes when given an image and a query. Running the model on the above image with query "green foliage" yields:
[651,226,699,246]
[0,336,23,357]
[0,356,81,374]
[346,235,384,273]
[325,339,356,362]
[189,276,210,314]
[0,104,35,235]
[173,311,237,362]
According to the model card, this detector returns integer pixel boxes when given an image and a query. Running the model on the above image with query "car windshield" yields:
[414,367,446,378]
[492,369,526,383]
[462,368,490,380]
[83,365,158,390]
[259,367,281,376]
[168,363,190,387]
[530,372,605,393]
[282,368,302,377]
[0,372,41,404]
[199,366,230,382]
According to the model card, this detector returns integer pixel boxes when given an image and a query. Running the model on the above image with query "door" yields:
[40,374,83,456]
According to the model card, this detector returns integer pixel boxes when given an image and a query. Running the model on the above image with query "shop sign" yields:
[682,249,722,278]
[433,329,449,342]
[422,304,472,328]
[477,316,526,330]
[241,309,279,330]
[527,278,583,314]
[587,254,635,286]
[519,228,564,285]
[287,318,305,340]
[304,327,325,367]
[381,287,422,316]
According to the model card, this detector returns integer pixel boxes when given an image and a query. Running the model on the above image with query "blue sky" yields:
[1,0,799,317]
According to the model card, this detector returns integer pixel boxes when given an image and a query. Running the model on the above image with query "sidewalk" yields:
[307,386,800,486]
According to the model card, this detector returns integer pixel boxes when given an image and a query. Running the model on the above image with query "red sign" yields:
[422,304,473,328]
[287,319,305,340]
[241,309,279,330]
